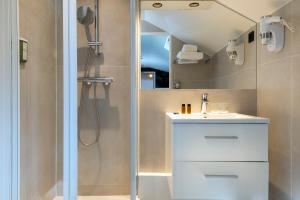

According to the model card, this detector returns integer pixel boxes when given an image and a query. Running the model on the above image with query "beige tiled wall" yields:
[170,36,211,89]
[139,89,257,172]
[77,0,131,196]
[19,0,60,199]
[167,27,257,90]
[210,26,257,89]
[257,0,300,199]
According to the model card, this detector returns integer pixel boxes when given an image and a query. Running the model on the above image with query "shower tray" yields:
[53,196,138,200]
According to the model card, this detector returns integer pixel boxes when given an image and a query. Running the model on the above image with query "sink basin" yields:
[166,112,269,124]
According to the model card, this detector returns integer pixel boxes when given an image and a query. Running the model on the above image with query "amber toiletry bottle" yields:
[181,104,186,114]
[187,104,192,114]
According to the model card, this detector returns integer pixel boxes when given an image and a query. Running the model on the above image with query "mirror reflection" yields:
[140,0,257,89]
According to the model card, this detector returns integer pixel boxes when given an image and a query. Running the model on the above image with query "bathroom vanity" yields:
[165,113,269,200]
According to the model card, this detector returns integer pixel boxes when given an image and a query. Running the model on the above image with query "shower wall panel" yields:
[77,0,131,195]
[19,0,61,199]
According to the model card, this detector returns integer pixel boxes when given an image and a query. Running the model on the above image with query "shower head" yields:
[77,5,95,25]
[77,5,95,42]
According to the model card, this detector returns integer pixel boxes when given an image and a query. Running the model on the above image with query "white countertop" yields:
[166,112,269,124]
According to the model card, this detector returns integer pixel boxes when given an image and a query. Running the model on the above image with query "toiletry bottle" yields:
[181,104,186,114]
[187,104,192,114]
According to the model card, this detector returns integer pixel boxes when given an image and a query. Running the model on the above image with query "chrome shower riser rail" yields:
[94,0,101,55]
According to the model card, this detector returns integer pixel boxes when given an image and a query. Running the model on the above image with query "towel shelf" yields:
[175,59,199,64]
[77,76,114,85]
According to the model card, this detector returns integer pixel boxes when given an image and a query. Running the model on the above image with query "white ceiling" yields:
[216,0,292,22]
[141,0,292,22]
[141,0,292,55]
[142,1,256,55]
[141,35,170,71]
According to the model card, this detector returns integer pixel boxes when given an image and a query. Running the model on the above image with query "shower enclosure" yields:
[76,0,135,198]
[1,0,138,199]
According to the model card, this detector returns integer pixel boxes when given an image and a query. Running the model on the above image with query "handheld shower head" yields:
[77,4,101,54]
[77,5,95,25]
[77,5,95,42]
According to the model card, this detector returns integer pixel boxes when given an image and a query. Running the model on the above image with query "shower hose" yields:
[78,47,101,147]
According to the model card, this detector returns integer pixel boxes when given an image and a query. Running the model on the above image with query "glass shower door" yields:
[18,0,70,199]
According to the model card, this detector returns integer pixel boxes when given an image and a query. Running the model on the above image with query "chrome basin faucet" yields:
[201,93,208,114]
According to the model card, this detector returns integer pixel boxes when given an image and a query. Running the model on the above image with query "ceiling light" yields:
[189,2,200,7]
[152,2,163,8]
[148,73,154,79]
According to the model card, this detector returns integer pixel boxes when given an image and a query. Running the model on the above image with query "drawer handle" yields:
[204,174,239,179]
[204,136,238,140]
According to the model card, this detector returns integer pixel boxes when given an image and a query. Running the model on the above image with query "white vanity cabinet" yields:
[165,113,269,200]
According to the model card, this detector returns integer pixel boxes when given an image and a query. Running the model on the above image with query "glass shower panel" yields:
[19,0,64,199]
[76,0,131,199]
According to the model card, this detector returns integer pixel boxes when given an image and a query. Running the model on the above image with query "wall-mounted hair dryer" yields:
[226,40,244,66]
[260,15,295,53]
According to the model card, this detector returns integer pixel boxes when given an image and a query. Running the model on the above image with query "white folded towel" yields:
[177,51,204,61]
[182,44,198,52]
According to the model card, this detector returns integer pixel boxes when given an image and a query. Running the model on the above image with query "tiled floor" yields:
[53,196,134,200]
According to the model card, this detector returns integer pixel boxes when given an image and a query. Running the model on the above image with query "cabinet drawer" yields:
[173,123,268,161]
[171,162,269,200]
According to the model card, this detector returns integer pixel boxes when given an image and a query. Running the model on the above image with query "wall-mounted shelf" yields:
[175,59,199,64]
[77,76,114,86]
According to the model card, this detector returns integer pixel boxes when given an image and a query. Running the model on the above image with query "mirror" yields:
[140,0,257,89]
